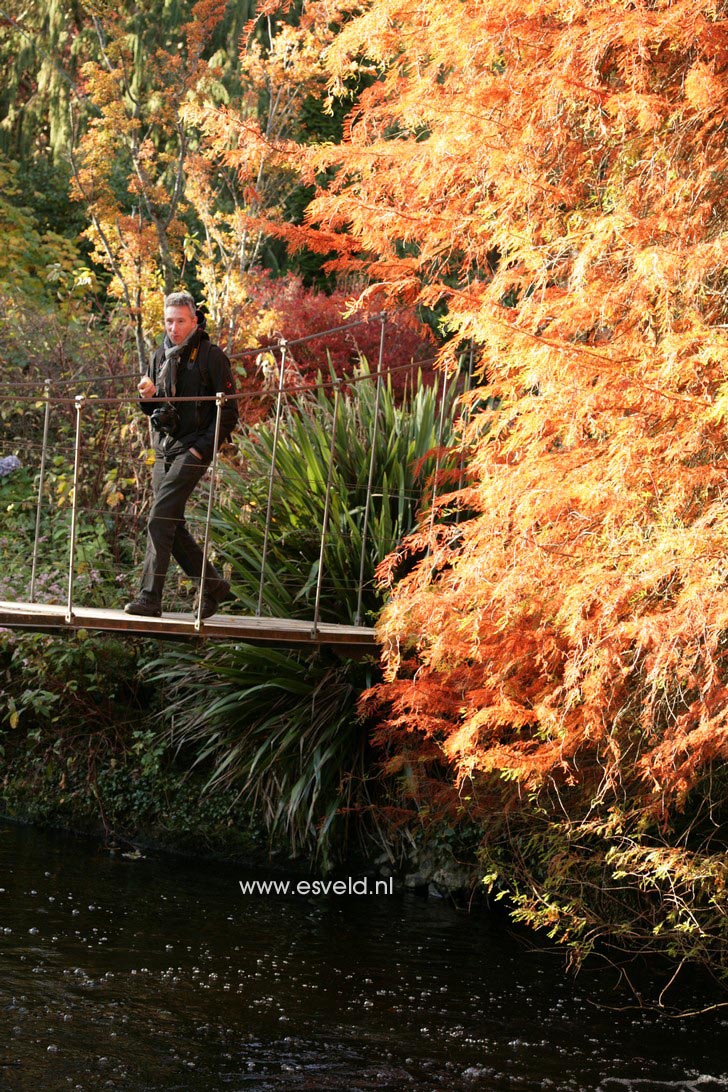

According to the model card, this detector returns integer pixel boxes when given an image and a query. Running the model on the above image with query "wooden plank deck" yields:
[0,600,378,651]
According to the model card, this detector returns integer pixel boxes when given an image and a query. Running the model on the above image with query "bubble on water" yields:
[463,1067,495,1082]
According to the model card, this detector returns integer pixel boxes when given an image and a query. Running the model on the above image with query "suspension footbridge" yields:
[0,315,463,651]
[0,599,376,649]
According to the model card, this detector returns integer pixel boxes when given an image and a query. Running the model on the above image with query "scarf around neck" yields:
[158,327,199,397]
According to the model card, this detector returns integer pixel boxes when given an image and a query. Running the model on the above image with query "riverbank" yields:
[0,622,479,894]
[0,752,478,897]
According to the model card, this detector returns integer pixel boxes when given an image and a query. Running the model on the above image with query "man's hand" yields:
[189,447,203,460]
[138,376,156,399]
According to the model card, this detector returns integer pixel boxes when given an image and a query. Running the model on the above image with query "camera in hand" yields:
[150,401,179,436]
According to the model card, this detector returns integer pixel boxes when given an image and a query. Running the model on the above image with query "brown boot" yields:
[197,580,233,620]
[124,592,162,618]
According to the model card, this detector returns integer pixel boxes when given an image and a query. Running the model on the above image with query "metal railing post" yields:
[257,340,287,617]
[66,394,85,623]
[426,366,452,558]
[456,340,475,521]
[29,379,52,602]
[312,381,341,639]
[355,313,386,626]
[195,392,225,632]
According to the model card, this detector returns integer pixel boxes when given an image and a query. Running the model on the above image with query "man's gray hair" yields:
[164,291,197,317]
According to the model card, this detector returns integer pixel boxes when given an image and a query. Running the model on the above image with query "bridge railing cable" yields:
[196,391,224,633]
[66,395,84,622]
[0,312,394,396]
[257,338,288,617]
[356,314,386,627]
[313,378,341,639]
[29,379,52,603]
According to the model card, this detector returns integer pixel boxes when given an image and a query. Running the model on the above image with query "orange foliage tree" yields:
[268,0,728,970]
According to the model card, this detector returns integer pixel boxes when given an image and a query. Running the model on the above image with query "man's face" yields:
[165,305,197,346]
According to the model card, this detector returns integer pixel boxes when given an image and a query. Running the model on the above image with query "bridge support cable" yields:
[0,308,452,648]
[355,313,387,627]
[312,380,341,639]
[455,339,475,527]
[195,390,225,633]
[29,379,52,603]
[257,339,287,618]
[66,394,85,623]
[426,365,453,559]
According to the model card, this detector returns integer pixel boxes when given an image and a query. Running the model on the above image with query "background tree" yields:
[182,2,354,348]
[68,0,231,364]
[0,0,87,162]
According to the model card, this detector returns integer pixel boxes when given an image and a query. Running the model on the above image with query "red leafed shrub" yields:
[240,272,435,394]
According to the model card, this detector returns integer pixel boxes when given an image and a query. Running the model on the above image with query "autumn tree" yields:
[0,0,87,162]
[67,0,230,364]
[258,0,728,972]
[182,3,342,347]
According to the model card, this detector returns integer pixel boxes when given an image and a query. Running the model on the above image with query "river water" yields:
[0,820,725,1092]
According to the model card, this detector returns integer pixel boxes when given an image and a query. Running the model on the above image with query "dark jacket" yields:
[141,329,238,461]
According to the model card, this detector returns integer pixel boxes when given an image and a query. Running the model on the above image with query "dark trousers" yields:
[140,448,224,600]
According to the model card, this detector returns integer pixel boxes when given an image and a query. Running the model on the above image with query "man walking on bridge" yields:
[125,291,238,619]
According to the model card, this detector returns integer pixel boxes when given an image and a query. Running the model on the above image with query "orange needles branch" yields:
[254,0,728,967]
